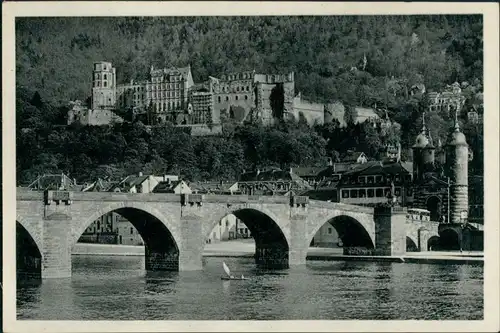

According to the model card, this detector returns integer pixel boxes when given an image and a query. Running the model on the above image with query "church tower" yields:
[445,110,469,224]
[91,61,117,110]
[412,112,435,182]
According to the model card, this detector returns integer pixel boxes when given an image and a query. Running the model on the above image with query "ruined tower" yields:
[91,61,116,110]
[445,111,469,224]
[412,112,435,182]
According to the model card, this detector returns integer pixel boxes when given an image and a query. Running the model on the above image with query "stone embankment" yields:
[72,241,483,265]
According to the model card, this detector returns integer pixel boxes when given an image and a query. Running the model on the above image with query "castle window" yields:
[358,176,365,184]
[218,96,221,103]
[376,175,383,183]
[236,95,239,101]
[226,96,229,101]
[367,189,375,197]
[97,81,101,87]
[104,74,107,80]
[376,188,384,197]
[367,176,374,184]
[246,86,250,91]
[395,188,401,196]
[245,95,248,100]
[237,86,240,92]
[104,81,107,87]
[395,174,401,182]
[350,189,358,198]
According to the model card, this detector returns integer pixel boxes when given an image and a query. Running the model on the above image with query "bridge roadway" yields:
[16,189,440,278]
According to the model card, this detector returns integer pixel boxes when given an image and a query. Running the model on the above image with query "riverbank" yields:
[72,241,483,265]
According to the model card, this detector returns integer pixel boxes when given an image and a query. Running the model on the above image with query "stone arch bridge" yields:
[16,190,440,278]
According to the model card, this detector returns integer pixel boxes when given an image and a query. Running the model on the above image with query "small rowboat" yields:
[221,261,248,281]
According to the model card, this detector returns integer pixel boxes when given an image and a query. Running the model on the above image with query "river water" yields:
[17,255,483,320]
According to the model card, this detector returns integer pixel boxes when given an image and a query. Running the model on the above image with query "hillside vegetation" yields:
[15,16,483,184]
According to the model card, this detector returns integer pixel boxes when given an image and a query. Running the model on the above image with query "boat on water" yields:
[221,261,248,281]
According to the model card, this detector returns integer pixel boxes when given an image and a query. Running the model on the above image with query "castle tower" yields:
[91,61,116,110]
[445,110,469,224]
[412,112,435,182]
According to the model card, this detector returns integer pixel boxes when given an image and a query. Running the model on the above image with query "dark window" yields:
[218,96,221,103]
[245,95,248,100]
[236,95,239,100]
[376,175,383,183]
[376,189,384,197]
[367,176,374,184]
[367,189,375,197]
[395,188,401,196]
[130,227,133,235]
[350,189,358,198]
[342,190,349,198]
[226,96,229,101]
[328,228,332,234]
[359,189,367,198]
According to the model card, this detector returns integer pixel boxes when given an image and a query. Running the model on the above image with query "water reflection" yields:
[17,255,483,320]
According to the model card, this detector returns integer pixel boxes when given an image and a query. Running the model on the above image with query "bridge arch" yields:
[308,212,375,251]
[16,215,43,253]
[205,206,290,269]
[427,236,441,251]
[74,202,181,271]
[16,221,42,279]
[406,236,418,252]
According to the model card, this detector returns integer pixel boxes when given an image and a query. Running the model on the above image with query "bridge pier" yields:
[178,213,204,271]
[373,206,406,256]
[288,206,308,267]
[42,213,72,278]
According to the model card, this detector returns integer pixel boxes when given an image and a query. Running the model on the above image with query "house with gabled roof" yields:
[107,172,159,193]
[152,179,191,194]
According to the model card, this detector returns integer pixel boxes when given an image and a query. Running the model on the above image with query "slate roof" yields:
[110,175,151,192]
[239,167,312,190]
[152,180,184,193]
[341,160,411,177]
[188,181,239,194]
[291,167,326,178]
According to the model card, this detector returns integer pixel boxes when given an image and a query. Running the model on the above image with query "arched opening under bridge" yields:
[16,221,42,280]
[76,207,179,272]
[309,215,374,255]
[406,236,418,252]
[206,209,289,269]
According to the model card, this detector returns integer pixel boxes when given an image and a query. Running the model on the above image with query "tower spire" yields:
[454,106,460,132]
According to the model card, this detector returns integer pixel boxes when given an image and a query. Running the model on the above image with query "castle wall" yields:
[324,102,346,127]
[292,97,325,126]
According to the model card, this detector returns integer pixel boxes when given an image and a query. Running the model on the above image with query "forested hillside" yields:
[15,16,484,184]
[16,16,482,105]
